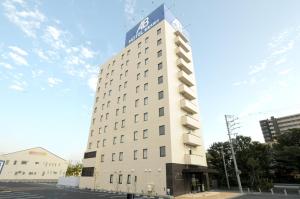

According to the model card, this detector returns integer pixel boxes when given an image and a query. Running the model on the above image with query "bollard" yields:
[270,188,274,195]
[284,189,287,196]
[247,188,250,193]
[258,188,261,193]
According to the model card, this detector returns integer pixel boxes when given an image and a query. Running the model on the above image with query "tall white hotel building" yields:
[79,4,208,196]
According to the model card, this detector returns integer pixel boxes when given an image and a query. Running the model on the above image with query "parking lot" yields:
[0,182,145,199]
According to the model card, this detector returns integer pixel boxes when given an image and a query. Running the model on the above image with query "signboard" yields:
[125,4,185,47]
[0,160,4,174]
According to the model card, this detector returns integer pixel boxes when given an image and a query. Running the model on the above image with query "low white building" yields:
[0,147,68,182]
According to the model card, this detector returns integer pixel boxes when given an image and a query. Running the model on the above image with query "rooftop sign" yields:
[125,4,185,47]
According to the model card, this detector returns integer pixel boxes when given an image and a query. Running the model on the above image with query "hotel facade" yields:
[79,5,208,196]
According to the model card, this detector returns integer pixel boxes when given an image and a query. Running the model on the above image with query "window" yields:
[145,37,149,43]
[134,131,138,141]
[112,153,116,161]
[124,81,127,88]
[21,161,28,165]
[157,38,162,46]
[96,97,99,103]
[127,175,131,184]
[134,150,138,160]
[114,122,118,130]
[136,86,140,93]
[143,149,148,159]
[81,167,94,177]
[144,97,148,105]
[157,28,161,35]
[158,62,163,70]
[104,126,107,133]
[144,83,148,91]
[158,91,164,100]
[119,174,123,184]
[127,49,130,55]
[134,114,138,123]
[137,73,140,80]
[120,74,123,80]
[145,58,149,65]
[13,160,17,165]
[160,146,166,157]
[113,60,115,65]
[110,174,113,183]
[138,42,141,48]
[121,53,124,59]
[105,82,108,88]
[135,99,139,107]
[97,140,100,148]
[113,137,117,145]
[106,113,109,120]
[90,129,94,136]
[158,76,163,84]
[101,154,104,162]
[109,90,112,96]
[125,70,128,77]
[111,70,114,76]
[107,101,110,108]
[97,86,100,92]
[103,139,106,147]
[121,63,124,69]
[144,69,148,77]
[94,107,97,114]
[159,125,165,135]
[121,119,125,128]
[143,129,148,139]
[117,97,120,103]
[123,106,126,113]
[92,118,95,124]
[157,50,162,57]
[116,109,119,116]
[145,47,149,54]
[99,127,102,134]
[119,152,123,161]
[137,62,141,69]
[159,107,164,117]
[101,104,105,110]
[126,60,129,66]
[120,135,124,143]
[88,142,92,149]
[103,92,106,98]
[144,112,148,121]
[138,52,141,58]
[123,93,126,101]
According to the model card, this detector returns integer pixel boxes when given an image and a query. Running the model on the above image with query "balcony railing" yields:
[176,47,191,63]
[179,84,196,100]
[177,58,192,75]
[184,154,203,165]
[180,99,197,114]
[181,115,200,130]
[175,36,190,53]
[178,71,194,87]
[183,133,201,146]
[175,30,189,43]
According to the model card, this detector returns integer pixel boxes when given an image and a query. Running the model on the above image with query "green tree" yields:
[66,163,82,176]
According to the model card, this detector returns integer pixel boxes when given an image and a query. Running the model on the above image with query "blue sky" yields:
[0,0,300,162]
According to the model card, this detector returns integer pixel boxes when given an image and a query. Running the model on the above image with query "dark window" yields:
[160,146,166,157]
[127,175,131,184]
[119,174,123,184]
[159,107,164,117]
[158,91,164,100]
[84,151,97,159]
[158,62,162,70]
[110,174,113,183]
[159,125,165,135]
[158,76,163,84]
[81,167,94,177]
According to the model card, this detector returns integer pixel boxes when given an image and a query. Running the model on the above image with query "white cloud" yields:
[2,0,45,38]
[46,26,61,40]
[0,62,13,69]
[47,77,62,87]
[124,0,137,25]
[35,49,49,61]
[31,69,44,78]
[43,26,66,49]
[88,75,98,92]
[81,47,95,59]
[9,52,28,65]
[278,67,293,76]
[8,46,28,56]
[239,94,273,118]
[9,84,25,91]
[248,60,267,75]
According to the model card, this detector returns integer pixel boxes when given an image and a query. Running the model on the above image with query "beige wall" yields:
[0,147,68,181]
[80,20,207,195]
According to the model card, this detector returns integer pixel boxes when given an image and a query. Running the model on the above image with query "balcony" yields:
[183,133,201,146]
[175,30,188,43]
[175,36,190,53]
[184,154,203,165]
[177,58,192,75]
[180,99,197,114]
[179,84,196,100]
[178,71,194,87]
[181,115,200,130]
[176,47,191,63]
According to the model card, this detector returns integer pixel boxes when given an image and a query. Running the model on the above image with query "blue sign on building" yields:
[125,4,185,47]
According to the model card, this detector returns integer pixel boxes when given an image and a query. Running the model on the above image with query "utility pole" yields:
[225,115,243,193]
[221,146,230,190]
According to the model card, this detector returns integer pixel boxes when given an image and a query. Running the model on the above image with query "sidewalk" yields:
[175,191,242,199]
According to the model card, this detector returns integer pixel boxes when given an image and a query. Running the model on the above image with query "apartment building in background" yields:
[260,113,300,143]
[79,5,208,196]
[0,147,68,181]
